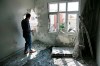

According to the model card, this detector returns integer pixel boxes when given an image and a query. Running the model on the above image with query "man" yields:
[21,13,35,54]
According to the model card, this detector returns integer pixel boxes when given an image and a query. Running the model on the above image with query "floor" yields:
[0,41,96,66]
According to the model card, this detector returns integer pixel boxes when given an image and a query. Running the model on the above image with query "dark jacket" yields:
[21,18,31,37]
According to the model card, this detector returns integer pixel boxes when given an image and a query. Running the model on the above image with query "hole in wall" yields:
[23,9,39,32]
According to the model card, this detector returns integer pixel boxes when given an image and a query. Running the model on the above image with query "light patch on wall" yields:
[23,9,39,32]
[29,9,38,32]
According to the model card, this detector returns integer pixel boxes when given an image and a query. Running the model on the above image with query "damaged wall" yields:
[79,0,86,14]
[97,17,100,65]
[72,0,87,58]
[96,1,100,66]
[80,0,100,63]
[33,0,79,46]
[0,0,35,60]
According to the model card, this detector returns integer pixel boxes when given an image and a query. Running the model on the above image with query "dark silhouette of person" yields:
[21,13,35,54]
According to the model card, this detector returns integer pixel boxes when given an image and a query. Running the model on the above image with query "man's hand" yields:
[30,30,33,32]
[31,29,36,32]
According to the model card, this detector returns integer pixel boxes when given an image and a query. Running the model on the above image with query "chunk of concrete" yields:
[52,47,74,58]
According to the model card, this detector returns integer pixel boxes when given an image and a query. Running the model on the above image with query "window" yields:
[68,14,77,32]
[49,3,58,12]
[67,2,79,11]
[59,3,66,12]
[49,14,57,32]
[67,2,79,32]
[48,1,79,33]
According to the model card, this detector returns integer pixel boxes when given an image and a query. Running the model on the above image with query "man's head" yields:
[26,13,31,19]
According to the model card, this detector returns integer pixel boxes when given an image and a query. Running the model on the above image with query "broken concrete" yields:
[0,42,96,66]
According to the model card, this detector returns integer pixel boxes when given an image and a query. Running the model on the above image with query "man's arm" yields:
[30,28,36,32]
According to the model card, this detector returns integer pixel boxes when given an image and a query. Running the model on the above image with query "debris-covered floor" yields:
[0,41,96,66]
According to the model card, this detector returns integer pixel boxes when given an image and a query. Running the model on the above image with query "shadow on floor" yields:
[0,42,96,66]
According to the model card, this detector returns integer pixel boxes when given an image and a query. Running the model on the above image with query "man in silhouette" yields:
[21,13,35,54]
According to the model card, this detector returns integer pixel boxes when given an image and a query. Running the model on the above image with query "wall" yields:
[79,0,86,14]
[34,0,78,46]
[0,0,82,61]
[97,1,100,65]
[80,0,100,65]
[97,18,100,66]
[81,0,100,59]
[0,0,35,60]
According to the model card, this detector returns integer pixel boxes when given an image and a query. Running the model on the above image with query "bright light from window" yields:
[59,13,66,32]
[23,9,38,31]
[59,3,66,12]
[67,2,79,11]
[53,58,85,66]
[48,1,79,33]
[29,9,38,31]
[49,3,58,12]
[30,52,37,59]
[68,14,77,32]
[49,14,57,32]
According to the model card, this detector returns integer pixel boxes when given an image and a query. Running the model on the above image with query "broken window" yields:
[48,1,79,33]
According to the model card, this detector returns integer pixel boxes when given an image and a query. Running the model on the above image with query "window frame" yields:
[67,1,79,33]
[47,1,79,33]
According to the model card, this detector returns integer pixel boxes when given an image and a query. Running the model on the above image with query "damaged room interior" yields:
[0,0,100,66]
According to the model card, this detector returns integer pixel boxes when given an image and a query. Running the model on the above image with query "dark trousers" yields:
[24,33,32,52]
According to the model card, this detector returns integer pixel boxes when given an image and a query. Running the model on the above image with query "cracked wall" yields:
[0,0,84,61]
[33,0,78,46]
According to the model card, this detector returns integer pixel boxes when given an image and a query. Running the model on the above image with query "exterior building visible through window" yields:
[48,1,79,33]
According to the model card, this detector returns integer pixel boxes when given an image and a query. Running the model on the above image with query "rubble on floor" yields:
[0,41,96,66]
